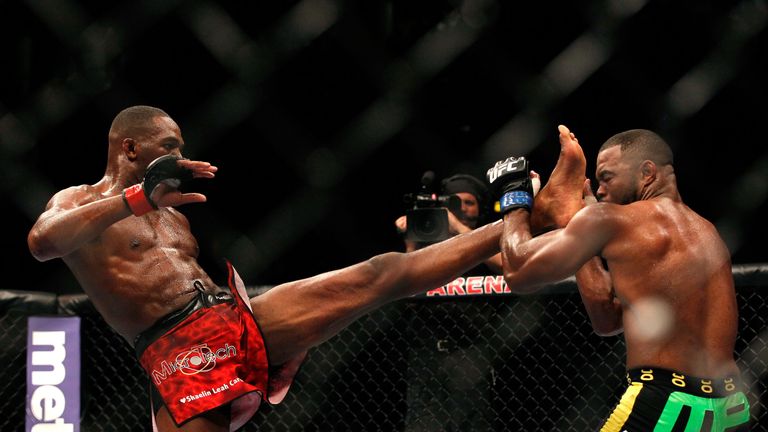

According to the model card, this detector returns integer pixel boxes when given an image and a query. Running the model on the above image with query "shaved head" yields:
[109,105,170,144]
[599,129,674,167]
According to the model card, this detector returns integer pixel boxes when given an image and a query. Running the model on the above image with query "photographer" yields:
[393,172,502,430]
[395,173,503,274]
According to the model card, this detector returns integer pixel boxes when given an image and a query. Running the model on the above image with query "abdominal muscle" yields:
[64,245,216,345]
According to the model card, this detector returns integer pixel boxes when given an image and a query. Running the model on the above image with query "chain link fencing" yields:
[3,265,767,431]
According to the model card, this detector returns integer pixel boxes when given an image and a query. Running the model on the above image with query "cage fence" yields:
[3,265,767,431]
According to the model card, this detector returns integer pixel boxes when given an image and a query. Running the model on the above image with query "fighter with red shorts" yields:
[27,106,585,431]
[133,262,301,430]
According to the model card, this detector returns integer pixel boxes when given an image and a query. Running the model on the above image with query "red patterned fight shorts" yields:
[136,264,269,428]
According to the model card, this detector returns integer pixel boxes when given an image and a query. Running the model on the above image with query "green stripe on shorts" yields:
[654,391,750,432]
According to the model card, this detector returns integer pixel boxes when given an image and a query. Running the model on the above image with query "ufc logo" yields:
[487,157,526,183]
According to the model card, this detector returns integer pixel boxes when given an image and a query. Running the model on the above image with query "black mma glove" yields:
[486,156,533,214]
[122,155,194,216]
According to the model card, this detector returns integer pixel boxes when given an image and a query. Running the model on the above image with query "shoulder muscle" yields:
[42,185,98,214]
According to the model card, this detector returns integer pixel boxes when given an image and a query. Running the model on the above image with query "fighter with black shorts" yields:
[493,126,752,431]
[601,368,749,431]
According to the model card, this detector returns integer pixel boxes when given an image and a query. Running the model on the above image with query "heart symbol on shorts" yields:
[180,398,186,403]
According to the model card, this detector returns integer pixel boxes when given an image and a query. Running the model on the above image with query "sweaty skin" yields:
[501,128,739,378]
[27,116,217,341]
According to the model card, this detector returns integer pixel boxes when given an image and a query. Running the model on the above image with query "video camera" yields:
[403,171,462,244]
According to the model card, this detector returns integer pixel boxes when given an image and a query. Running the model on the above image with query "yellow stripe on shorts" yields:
[600,382,644,432]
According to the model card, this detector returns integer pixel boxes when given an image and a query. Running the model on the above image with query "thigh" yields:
[600,383,667,432]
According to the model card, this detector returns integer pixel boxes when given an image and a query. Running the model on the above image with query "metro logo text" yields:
[26,317,80,432]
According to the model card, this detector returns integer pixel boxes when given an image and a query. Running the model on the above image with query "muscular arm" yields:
[500,205,615,293]
[28,160,216,261]
[572,181,622,335]
[482,253,503,274]
[576,257,623,336]
[28,188,132,261]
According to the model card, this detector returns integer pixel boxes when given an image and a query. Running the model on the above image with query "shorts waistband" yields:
[627,367,743,398]
[134,280,234,357]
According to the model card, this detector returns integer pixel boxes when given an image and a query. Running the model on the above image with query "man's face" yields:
[595,146,639,205]
[453,192,480,228]
[137,116,185,167]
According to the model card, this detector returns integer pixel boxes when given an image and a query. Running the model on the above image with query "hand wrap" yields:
[122,155,193,216]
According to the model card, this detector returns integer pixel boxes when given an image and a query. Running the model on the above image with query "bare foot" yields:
[530,125,587,233]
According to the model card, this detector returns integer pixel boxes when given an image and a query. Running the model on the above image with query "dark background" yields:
[2,0,767,293]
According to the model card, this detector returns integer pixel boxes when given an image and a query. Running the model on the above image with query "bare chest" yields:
[106,209,199,255]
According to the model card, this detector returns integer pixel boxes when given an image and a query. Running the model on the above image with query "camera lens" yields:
[406,208,450,243]
[416,217,438,235]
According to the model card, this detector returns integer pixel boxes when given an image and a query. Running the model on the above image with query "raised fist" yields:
[123,155,214,216]
[486,156,534,213]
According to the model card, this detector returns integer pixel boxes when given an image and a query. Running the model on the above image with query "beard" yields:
[603,186,638,205]
[459,214,479,229]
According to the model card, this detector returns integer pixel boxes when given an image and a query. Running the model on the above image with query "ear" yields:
[640,160,657,185]
[122,138,138,161]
